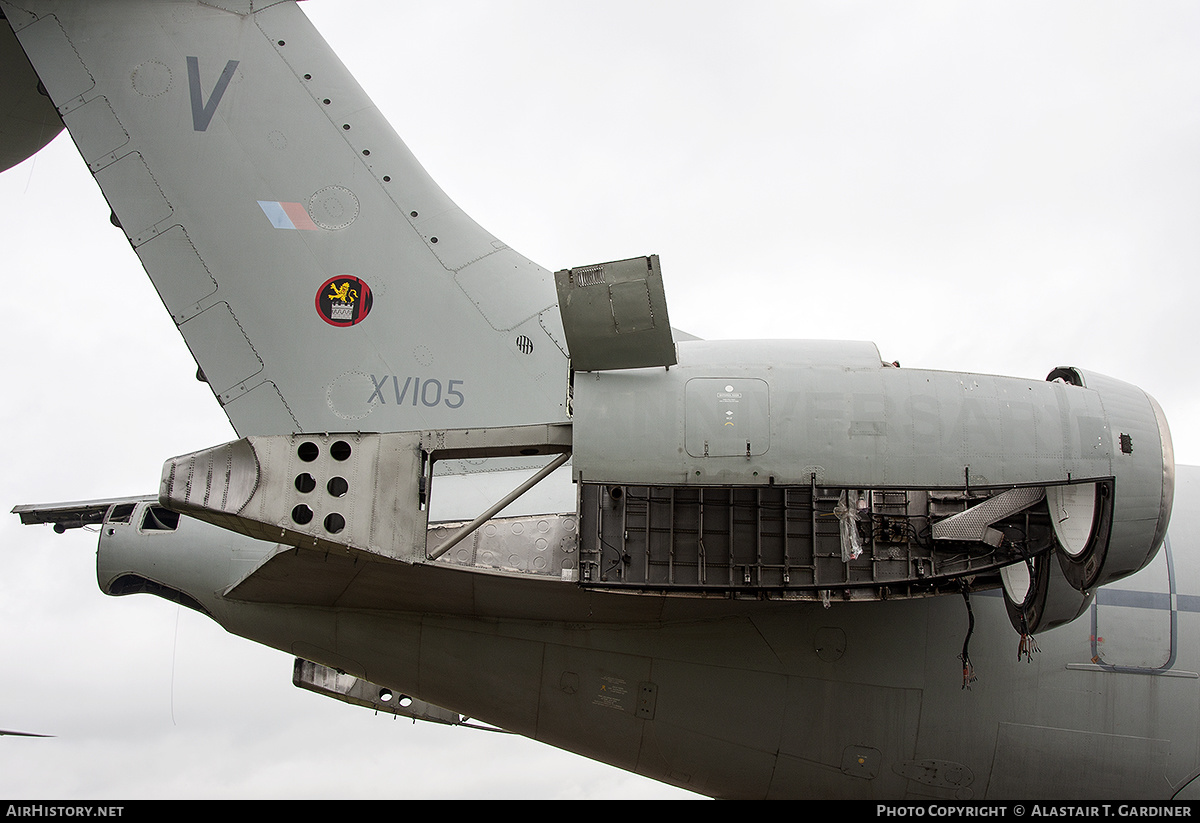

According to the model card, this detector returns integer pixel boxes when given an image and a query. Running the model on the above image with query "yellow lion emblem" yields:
[327,281,358,303]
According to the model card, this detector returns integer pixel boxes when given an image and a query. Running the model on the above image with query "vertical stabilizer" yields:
[2,0,570,435]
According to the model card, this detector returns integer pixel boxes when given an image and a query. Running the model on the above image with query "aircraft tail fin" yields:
[2,0,569,435]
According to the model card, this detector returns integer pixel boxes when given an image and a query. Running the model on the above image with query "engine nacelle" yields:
[1043,367,1174,590]
[1000,552,1093,636]
[571,340,1174,609]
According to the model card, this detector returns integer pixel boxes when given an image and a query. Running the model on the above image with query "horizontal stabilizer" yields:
[12,496,152,531]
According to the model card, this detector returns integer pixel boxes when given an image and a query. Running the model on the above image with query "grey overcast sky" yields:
[1,0,1198,799]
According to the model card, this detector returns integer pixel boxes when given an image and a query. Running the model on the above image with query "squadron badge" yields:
[316,275,373,327]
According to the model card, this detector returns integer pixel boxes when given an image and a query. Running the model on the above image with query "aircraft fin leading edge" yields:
[2,0,570,436]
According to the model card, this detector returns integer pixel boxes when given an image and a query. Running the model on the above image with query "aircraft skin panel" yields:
[574,339,1118,488]
[533,643,665,782]
[2,0,570,436]
[220,539,674,622]
[80,468,1200,798]
[989,724,1170,799]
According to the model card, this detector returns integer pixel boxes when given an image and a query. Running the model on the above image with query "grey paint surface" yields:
[2,0,1200,801]
[3,0,571,436]
[78,470,1200,798]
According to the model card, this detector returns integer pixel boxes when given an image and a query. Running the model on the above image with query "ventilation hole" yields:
[516,334,534,354]
[323,98,331,105]
[430,236,438,243]
[294,473,316,493]
[108,504,137,524]
[303,74,312,80]
[141,507,180,531]
[362,149,370,156]
[342,123,351,130]
[297,441,319,462]
[277,40,285,46]
[383,175,391,182]
[324,512,346,534]
[292,504,314,525]
[327,476,349,497]
[410,211,418,218]
[330,440,352,461]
